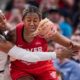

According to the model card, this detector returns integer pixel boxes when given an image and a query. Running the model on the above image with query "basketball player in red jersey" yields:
[0,5,80,80]
[0,6,58,80]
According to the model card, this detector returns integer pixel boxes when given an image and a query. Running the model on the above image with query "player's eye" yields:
[27,19,31,22]
[33,20,37,22]
[34,18,38,22]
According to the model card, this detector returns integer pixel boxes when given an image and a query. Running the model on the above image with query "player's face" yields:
[23,12,40,33]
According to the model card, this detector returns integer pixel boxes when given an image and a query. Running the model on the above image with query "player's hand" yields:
[0,10,6,24]
[55,48,73,60]
[32,18,57,39]
[0,40,14,53]
[68,41,80,55]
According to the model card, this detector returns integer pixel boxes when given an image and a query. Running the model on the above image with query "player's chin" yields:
[30,29,36,32]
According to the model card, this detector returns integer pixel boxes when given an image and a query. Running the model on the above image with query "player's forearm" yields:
[8,46,57,62]
[0,10,12,30]
[4,22,12,30]
[51,32,71,48]
[51,32,80,50]
[34,52,57,61]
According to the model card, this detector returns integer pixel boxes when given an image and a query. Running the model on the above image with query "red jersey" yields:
[11,23,56,73]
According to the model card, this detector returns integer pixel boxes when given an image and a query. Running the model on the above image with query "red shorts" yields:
[10,69,58,80]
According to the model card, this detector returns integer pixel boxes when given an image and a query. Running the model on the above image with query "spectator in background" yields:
[48,41,55,52]
[27,0,39,8]
[62,0,80,32]
[62,0,79,14]
[59,9,73,38]
[39,0,60,13]
[35,0,42,6]
[48,42,62,80]
[71,28,80,63]
[46,7,73,38]
[54,44,80,80]
[4,0,27,27]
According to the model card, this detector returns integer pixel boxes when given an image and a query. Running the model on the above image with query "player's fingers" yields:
[43,27,56,39]
[38,18,49,29]
[35,22,53,38]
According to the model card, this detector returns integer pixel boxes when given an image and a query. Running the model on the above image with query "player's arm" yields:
[8,46,57,62]
[50,31,80,50]
[32,18,80,51]
[0,10,12,30]
[0,37,73,62]
[7,44,73,62]
[0,10,17,43]
[5,29,16,43]
[0,40,57,62]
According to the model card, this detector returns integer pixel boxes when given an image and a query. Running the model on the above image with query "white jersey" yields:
[0,51,8,70]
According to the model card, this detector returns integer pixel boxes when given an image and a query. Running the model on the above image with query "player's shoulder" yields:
[16,22,24,28]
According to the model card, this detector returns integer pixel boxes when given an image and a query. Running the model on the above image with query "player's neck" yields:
[23,27,34,42]
[23,27,33,36]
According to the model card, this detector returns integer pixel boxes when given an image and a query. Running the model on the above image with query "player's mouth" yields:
[30,26,36,32]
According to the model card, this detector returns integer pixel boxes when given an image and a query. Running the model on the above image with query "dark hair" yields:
[22,5,42,20]
[4,0,14,11]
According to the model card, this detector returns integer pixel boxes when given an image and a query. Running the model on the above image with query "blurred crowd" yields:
[0,0,80,80]
[0,0,79,34]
